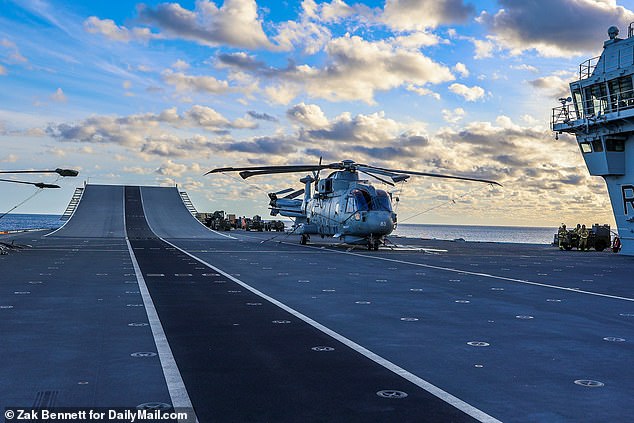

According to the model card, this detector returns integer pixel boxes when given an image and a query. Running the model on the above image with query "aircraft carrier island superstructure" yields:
[552,25,634,255]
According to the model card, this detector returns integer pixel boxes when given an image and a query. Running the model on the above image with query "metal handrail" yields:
[579,56,600,79]
[551,87,634,127]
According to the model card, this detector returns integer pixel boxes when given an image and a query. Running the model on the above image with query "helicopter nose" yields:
[365,211,394,235]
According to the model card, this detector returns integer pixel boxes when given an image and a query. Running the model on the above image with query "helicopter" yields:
[207,160,500,250]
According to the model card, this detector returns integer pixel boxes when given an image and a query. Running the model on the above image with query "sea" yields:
[0,214,557,245]
[0,214,63,232]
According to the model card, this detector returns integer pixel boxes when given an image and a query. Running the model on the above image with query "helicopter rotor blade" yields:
[359,164,502,186]
[0,168,79,177]
[206,163,342,179]
[273,187,295,196]
[357,169,396,186]
[0,178,60,188]
[283,188,305,199]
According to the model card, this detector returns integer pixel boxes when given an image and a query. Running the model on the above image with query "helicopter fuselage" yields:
[270,170,396,248]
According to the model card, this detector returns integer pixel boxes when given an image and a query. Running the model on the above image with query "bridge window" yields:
[592,139,604,152]
[579,142,592,154]
[608,76,634,111]
[606,139,625,151]
[584,83,608,116]
[572,89,582,116]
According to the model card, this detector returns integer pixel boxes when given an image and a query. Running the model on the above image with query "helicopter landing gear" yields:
[367,235,380,251]
[300,234,310,245]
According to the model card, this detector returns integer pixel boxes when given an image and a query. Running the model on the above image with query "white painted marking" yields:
[291,244,634,303]
[160,238,502,423]
[126,242,197,418]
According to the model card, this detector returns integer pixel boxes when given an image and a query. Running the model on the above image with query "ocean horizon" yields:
[0,213,558,245]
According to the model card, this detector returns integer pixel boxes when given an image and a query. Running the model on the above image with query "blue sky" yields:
[2,0,634,226]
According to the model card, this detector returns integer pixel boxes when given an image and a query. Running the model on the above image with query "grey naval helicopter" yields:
[207,160,500,250]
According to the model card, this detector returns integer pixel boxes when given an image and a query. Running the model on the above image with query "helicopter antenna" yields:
[399,183,495,223]
[313,156,323,181]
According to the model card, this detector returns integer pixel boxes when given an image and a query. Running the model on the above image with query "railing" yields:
[60,187,84,221]
[579,56,600,80]
[180,191,197,215]
[551,87,634,128]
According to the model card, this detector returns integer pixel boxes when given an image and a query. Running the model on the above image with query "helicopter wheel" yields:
[300,234,309,245]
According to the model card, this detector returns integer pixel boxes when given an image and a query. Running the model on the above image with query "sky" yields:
[2,0,634,227]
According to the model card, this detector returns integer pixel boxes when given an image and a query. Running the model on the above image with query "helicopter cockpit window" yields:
[349,189,371,211]
[372,190,393,211]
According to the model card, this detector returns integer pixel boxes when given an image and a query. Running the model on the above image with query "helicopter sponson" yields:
[207,160,500,250]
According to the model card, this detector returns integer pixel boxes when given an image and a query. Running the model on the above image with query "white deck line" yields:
[161,237,502,423]
[125,188,198,423]
[287,242,634,302]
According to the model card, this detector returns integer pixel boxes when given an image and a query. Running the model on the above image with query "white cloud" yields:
[0,153,18,163]
[449,83,485,101]
[286,103,330,128]
[382,0,474,31]
[274,0,332,54]
[137,0,276,50]
[406,84,441,100]
[511,64,539,73]
[1,38,28,65]
[171,59,190,71]
[453,62,469,77]
[283,35,455,104]
[50,88,67,102]
[442,107,466,123]
[478,0,634,57]
[162,70,230,94]
[83,16,158,42]
[528,73,575,99]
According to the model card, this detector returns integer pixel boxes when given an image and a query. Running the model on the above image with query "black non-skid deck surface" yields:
[124,186,476,422]
[4,184,634,422]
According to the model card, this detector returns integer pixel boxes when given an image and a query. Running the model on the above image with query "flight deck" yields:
[1,184,633,422]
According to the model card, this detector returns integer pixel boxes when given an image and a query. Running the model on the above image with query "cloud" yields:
[528,73,574,99]
[272,35,454,104]
[50,88,67,103]
[215,33,454,104]
[511,64,539,73]
[304,110,401,143]
[0,64,6,76]
[478,0,634,56]
[453,62,469,77]
[45,105,257,154]
[162,69,230,94]
[83,16,159,42]
[171,59,190,71]
[247,111,278,122]
[0,154,18,163]
[137,0,276,50]
[273,0,332,54]
[155,160,201,177]
[286,103,329,128]
[382,0,475,30]
[1,38,28,65]
[406,84,441,100]
[442,107,466,123]
[449,83,486,101]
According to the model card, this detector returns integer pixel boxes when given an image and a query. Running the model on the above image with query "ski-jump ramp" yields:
[49,184,228,239]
